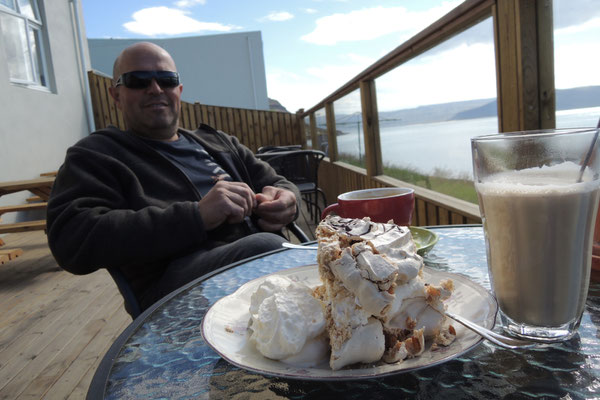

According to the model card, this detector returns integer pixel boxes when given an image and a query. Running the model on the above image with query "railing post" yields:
[360,80,383,177]
[325,103,338,160]
[536,0,555,129]
[296,109,307,148]
[493,0,555,132]
[309,113,318,150]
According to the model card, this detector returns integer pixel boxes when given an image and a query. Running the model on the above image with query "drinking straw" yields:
[577,118,600,182]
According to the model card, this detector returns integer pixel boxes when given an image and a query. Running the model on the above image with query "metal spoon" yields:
[282,242,318,250]
[445,311,537,349]
[576,118,600,182]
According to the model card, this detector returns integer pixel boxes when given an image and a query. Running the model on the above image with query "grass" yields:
[338,153,478,204]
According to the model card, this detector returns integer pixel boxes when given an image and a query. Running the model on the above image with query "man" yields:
[47,42,300,312]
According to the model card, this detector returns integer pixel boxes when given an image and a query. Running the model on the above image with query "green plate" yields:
[409,226,439,256]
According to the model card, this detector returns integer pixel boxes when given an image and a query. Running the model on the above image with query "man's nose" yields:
[146,78,163,93]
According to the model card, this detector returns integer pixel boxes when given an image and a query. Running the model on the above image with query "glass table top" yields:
[90,226,600,399]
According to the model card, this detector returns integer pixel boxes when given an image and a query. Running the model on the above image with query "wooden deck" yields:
[0,231,131,399]
[0,205,317,399]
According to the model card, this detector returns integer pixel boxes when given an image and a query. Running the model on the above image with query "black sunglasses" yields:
[115,70,180,89]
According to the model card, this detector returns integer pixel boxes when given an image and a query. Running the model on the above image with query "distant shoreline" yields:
[335,106,600,179]
[329,85,600,129]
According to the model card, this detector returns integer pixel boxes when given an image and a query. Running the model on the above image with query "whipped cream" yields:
[248,275,328,367]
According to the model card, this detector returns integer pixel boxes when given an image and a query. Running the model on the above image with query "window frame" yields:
[0,0,50,89]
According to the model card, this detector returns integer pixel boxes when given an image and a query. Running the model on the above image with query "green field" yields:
[338,153,479,204]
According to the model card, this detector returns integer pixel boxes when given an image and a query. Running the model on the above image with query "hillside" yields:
[330,85,600,128]
[453,85,600,120]
[269,98,289,112]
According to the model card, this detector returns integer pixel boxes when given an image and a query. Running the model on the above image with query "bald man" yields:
[47,42,300,314]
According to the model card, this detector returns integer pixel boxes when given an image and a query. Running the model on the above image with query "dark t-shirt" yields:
[142,133,232,196]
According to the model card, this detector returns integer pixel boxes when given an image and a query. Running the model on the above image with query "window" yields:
[553,0,600,129]
[0,0,48,88]
[374,18,496,204]
[314,108,328,156]
[334,89,365,168]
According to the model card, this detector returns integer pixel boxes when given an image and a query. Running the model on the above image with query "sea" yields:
[336,106,600,179]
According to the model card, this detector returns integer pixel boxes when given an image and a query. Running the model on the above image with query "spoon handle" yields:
[282,242,318,250]
[445,311,536,350]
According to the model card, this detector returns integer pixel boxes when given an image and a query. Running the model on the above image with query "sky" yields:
[81,0,600,113]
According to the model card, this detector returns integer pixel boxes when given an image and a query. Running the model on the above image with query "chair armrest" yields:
[286,222,311,243]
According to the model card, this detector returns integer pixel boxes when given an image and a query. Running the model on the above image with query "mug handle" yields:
[321,203,340,220]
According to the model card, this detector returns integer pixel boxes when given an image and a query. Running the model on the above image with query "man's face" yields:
[110,46,183,140]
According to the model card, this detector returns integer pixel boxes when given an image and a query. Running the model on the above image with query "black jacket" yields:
[47,124,300,298]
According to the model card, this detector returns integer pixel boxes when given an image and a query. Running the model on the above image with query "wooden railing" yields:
[301,0,556,226]
[87,71,305,153]
[318,161,481,226]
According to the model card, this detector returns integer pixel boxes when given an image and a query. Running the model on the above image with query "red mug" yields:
[321,187,415,225]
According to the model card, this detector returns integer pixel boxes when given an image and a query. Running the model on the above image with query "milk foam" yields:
[476,161,600,195]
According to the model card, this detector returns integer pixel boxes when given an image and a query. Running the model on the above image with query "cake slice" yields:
[316,216,456,370]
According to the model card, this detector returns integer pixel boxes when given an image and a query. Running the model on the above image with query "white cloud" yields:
[554,17,600,89]
[267,53,374,112]
[123,7,238,36]
[555,42,600,89]
[301,2,461,45]
[304,8,318,14]
[267,69,327,112]
[555,16,600,35]
[376,42,497,110]
[174,0,206,8]
[260,11,294,22]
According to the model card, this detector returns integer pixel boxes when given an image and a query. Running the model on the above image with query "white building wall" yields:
[0,0,92,221]
[88,31,269,111]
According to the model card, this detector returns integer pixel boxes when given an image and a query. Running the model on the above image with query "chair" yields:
[106,222,311,319]
[107,267,142,319]
[285,220,311,243]
[256,144,302,154]
[256,150,327,224]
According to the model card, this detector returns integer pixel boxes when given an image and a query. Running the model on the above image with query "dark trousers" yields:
[140,232,286,310]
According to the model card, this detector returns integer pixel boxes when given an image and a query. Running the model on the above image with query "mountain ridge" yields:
[453,86,600,120]
[329,85,600,127]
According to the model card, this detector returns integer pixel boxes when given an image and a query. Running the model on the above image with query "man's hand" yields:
[198,181,256,231]
[254,186,297,231]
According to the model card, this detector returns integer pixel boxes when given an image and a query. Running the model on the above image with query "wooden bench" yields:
[0,220,46,234]
[0,175,55,263]
[0,247,23,260]
[0,177,54,236]
[0,204,48,234]
[0,202,48,216]
[27,172,56,202]
[0,176,55,199]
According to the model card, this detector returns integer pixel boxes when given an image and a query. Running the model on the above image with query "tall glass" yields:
[471,128,600,342]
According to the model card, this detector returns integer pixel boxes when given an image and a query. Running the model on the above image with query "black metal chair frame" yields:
[256,144,302,154]
[255,149,327,225]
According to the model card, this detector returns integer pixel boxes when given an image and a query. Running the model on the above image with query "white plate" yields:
[201,265,497,381]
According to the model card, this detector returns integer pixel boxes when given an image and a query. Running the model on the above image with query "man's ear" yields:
[108,86,122,109]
